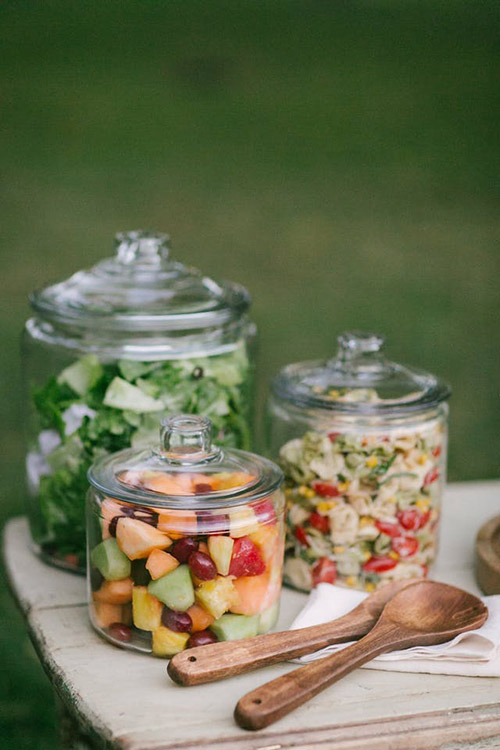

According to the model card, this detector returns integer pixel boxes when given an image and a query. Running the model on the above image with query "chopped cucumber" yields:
[103,377,164,413]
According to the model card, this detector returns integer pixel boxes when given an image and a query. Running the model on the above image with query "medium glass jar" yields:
[266,332,451,593]
[87,414,285,657]
[23,231,256,573]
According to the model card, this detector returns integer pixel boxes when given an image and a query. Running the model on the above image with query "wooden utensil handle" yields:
[234,622,397,731]
[168,613,373,686]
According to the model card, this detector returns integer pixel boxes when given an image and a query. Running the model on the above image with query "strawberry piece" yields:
[228,537,266,577]
[312,557,337,586]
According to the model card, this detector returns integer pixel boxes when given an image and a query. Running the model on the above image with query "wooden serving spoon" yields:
[168,579,417,686]
[234,580,488,731]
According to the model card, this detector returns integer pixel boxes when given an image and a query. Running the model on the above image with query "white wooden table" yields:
[4,481,500,750]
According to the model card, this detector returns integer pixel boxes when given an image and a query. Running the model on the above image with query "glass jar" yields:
[23,231,256,573]
[266,332,451,593]
[87,414,285,657]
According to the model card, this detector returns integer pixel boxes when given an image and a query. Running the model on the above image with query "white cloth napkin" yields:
[290,583,500,677]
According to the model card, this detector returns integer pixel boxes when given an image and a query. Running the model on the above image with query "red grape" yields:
[188,551,217,580]
[171,537,199,563]
[108,623,132,642]
[187,630,218,648]
[161,609,193,632]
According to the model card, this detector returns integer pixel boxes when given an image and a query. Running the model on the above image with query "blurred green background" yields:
[1,0,498,746]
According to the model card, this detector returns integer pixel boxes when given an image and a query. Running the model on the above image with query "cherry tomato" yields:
[294,526,309,547]
[311,481,340,498]
[423,468,439,487]
[375,520,401,538]
[327,431,341,442]
[362,555,398,573]
[432,445,442,458]
[309,512,330,533]
[391,535,419,558]
[312,557,337,586]
[397,508,430,531]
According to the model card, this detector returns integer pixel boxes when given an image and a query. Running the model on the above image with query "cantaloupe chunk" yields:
[142,472,193,495]
[101,497,131,539]
[93,601,123,628]
[132,586,163,631]
[116,517,171,560]
[249,524,280,566]
[157,510,197,538]
[92,577,134,604]
[146,549,179,580]
[210,472,255,490]
[231,572,280,616]
[152,626,190,656]
[186,604,214,632]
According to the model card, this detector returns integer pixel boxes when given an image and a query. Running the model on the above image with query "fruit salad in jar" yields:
[87,415,285,656]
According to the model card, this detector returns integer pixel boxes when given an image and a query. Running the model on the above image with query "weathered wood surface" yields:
[4,480,500,750]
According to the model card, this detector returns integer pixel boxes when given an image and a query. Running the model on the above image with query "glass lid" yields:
[272,331,451,415]
[88,414,283,508]
[30,231,251,332]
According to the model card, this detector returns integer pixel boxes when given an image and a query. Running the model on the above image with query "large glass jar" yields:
[266,332,451,593]
[23,231,256,573]
[87,414,285,657]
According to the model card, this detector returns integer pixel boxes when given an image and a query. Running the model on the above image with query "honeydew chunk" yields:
[147,565,194,611]
[90,538,131,581]
[210,613,260,641]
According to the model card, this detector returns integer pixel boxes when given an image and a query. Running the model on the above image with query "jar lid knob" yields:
[114,230,171,268]
[337,331,385,362]
[159,415,221,464]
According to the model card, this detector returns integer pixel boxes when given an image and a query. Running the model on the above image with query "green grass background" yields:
[0,1,498,746]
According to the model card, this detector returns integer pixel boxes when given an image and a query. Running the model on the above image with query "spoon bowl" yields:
[235,581,488,731]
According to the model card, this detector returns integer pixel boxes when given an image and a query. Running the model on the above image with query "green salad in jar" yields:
[27,345,252,570]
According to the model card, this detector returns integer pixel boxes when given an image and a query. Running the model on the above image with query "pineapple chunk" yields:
[132,586,163,631]
[152,626,190,657]
[195,576,240,620]
[207,536,234,576]
[229,508,259,538]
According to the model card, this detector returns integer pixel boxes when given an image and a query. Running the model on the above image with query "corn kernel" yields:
[303,488,315,499]
[363,551,371,561]
[365,456,378,468]
[418,454,428,465]
[285,488,294,497]
[298,485,309,497]
[388,495,397,503]
[345,576,357,587]
[337,481,350,493]
[333,546,345,554]
[328,389,340,399]
[416,498,431,511]
[364,583,376,593]
[317,501,337,512]
[388,551,399,560]
[359,516,373,527]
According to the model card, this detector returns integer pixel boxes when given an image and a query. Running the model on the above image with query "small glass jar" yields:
[23,231,256,573]
[266,332,451,593]
[87,414,285,657]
